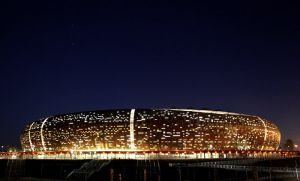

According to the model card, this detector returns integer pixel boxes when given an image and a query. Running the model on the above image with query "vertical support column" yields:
[130,109,135,150]
[28,122,35,152]
[258,117,267,150]
[110,168,114,181]
[252,167,259,181]
[143,168,147,181]
[118,173,122,181]
[40,117,49,151]
[213,168,218,181]
[177,168,182,181]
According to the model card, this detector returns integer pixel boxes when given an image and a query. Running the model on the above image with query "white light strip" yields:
[168,109,241,115]
[258,117,268,150]
[129,109,135,150]
[28,122,35,152]
[72,149,143,152]
[40,117,49,151]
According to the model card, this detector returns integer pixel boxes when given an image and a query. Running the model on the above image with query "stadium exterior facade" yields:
[20,109,280,154]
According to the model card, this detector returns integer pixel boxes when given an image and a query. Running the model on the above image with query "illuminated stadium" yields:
[20,109,281,159]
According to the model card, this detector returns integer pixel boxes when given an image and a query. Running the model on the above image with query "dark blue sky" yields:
[1,1,300,147]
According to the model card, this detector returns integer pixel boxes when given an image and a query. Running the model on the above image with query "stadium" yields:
[20,109,280,157]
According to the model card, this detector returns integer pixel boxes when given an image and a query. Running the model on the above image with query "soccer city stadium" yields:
[20,109,281,159]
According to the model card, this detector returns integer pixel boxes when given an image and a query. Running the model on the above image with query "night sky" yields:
[1,1,300,148]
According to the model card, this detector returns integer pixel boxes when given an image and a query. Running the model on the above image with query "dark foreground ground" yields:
[1,157,300,181]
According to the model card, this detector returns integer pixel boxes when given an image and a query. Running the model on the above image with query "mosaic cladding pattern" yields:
[20,109,280,152]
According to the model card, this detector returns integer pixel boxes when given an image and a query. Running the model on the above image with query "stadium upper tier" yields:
[20,109,280,152]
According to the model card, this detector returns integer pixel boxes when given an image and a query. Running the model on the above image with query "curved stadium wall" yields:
[20,109,281,152]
